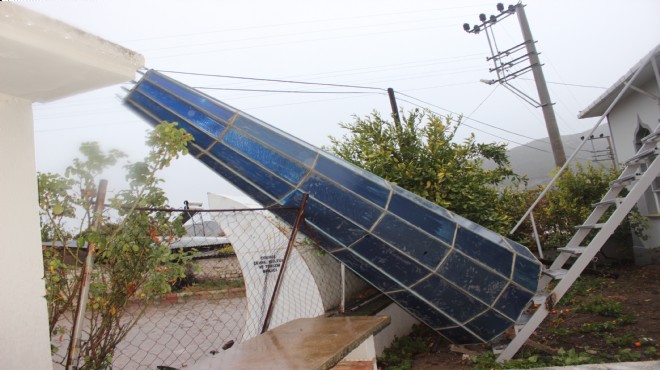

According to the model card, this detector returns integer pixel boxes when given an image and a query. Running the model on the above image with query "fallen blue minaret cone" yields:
[124,70,541,344]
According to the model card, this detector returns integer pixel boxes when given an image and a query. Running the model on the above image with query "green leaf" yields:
[326,109,519,234]
[52,204,64,216]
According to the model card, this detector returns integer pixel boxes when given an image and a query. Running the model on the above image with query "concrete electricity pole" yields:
[464,3,567,167]
[515,4,566,167]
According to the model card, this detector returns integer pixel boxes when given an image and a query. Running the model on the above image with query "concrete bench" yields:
[190,316,390,370]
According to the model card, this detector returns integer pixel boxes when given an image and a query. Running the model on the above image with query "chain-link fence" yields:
[50,198,367,369]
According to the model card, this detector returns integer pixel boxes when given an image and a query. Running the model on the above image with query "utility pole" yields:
[581,134,617,168]
[387,87,402,131]
[67,179,108,370]
[464,3,567,167]
[515,4,566,167]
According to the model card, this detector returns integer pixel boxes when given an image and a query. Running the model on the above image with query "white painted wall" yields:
[0,94,53,369]
[372,303,420,356]
[608,79,660,163]
[342,335,378,370]
[0,5,143,367]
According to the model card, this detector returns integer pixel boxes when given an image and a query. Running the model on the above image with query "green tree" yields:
[508,162,647,253]
[328,109,520,233]
[39,122,193,369]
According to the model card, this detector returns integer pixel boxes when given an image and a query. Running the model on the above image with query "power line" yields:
[157,70,386,91]
[396,91,542,143]
[268,56,486,84]
[519,78,607,90]
[344,66,487,86]
[194,87,376,94]
[242,92,385,110]
[162,69,553,151]
[199,77,527,147]
[138,17,468,54]
[394,81,481,92]
[121,5,488,43]
[155,55,485,91]
[166,69,547,147]
[467,84,499,117]
[33,66,565,152]
[149,24,454,60]
[395,96,549,153]
[35,56,484,111]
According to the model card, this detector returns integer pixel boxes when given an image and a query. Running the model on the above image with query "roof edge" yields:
[578,43,660,119]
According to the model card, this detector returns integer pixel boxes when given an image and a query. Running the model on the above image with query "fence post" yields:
[66,179,108,370]
[339,264,346,314]
[261,193,309,333]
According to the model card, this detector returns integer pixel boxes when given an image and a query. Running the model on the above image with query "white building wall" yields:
[373,303,420,356]
[0,95,53,370]
[608,79,660,162]
[607,78,660,262]
[0,5,143,367]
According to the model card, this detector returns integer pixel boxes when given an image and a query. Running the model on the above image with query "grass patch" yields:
[180,278,244,292]
[216,244,235,255]
[606,333,636,347]
[384,266,660,369]
[574,295,622,317]
[471,348,597,369]
[559,276,604,306]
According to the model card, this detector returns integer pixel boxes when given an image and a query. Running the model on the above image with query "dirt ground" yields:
[408,263,660,370]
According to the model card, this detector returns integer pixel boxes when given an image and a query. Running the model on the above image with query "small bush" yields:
[575,295,623,317]
[377,325,430,370]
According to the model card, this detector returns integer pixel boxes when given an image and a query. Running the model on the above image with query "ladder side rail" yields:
[537,180,627,289]
[537,147,655,290]
[547,154,660,303]
[529,212,544,259]
[497,154,660,362]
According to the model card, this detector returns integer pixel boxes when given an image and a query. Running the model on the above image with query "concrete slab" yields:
[0,3,144,102]
[534,361,660,370]
[189,316,390,370]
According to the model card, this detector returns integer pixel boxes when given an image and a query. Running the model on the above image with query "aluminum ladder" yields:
[496,123,660,361]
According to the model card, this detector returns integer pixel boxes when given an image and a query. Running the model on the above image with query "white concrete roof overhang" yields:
[0,3,144,103]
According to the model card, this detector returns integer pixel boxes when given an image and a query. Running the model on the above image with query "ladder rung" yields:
[516,312,531,325]
[492,344,507,354]
[491,133,660,362]
[514,312,532,332]
[575,223,604,230]
[641,131,660,144]
[592,198,622,208]
[543,268,568,280]
[624,147,657,166]
[532,293,547,305]
[558,246,586,256]
[610,174,637,188]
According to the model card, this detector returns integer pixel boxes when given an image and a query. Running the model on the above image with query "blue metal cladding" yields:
[124,70,542,344]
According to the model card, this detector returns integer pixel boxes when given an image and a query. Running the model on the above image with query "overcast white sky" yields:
[21,0,660,208]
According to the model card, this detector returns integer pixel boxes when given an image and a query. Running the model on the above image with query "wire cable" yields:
[518,78,607,90]
[396,91,543,143]
[193,87,376,94]
[466,84,499,117]
[121,5,484,43]
[396,97,549,153]
[157,70,386,91]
